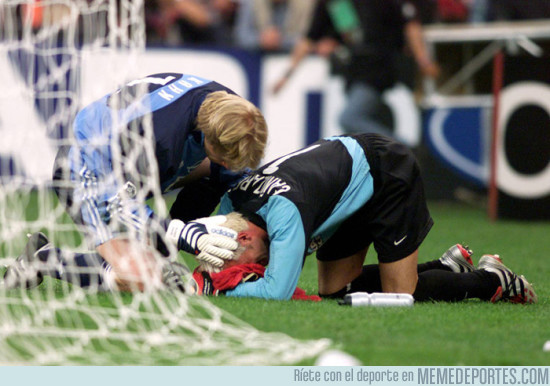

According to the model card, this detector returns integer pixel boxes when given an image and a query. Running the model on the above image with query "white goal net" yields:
[0,0,330,365]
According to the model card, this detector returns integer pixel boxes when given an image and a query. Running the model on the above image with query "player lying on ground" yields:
[4,214,536,304]
[4,73,268,291]
[210,133,536,303]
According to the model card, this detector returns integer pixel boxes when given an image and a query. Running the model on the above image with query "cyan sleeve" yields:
[225,196,306,300]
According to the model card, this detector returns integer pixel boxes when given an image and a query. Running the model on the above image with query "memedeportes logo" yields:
[417,367,549,385]
[290,367,548,385]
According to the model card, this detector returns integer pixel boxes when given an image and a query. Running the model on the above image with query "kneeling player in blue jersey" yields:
[3,73,268,291]
[208,134,536,304]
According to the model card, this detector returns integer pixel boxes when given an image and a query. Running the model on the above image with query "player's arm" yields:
[272,37,314,94]
[169,158,211,191]
[225,197,306,300]
[272,0,339,94]
[404,21,440,78]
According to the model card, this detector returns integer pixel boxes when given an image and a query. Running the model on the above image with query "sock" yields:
[417,260,448,273]
[318,286,349,299]
[413,269,502,302]
[348,265,383,293]
[36,247,110,289]
[346,261,448,294]
[343,263,500,302]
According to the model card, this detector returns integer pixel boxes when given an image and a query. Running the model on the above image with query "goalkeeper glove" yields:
[166,216,238,268]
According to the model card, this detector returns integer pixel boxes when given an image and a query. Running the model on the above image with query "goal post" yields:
[0,0,331,365]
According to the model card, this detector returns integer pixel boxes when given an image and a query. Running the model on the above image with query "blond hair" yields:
[197,91,268,171]
[222,212,249,233]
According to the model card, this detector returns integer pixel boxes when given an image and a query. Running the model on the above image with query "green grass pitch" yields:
[207,201,550,365]
[1,198,549,365]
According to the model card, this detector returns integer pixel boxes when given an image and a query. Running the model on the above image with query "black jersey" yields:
[219,136,375,299]
[307,0,418,90]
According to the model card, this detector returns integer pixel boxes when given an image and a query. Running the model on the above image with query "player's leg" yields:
[333,135,473,298]
[414,268,501,302]
[346,243,474,293]
[379,249,418,294]
[3,232,114,290]
[51,147,131,290]
[345,251,531,302]
[316,246,505,302]
[416,243,535,303]
[315,188,377,298]
[350,136,536,302]
[335,258,506,302]
[317,247,368,297]
[4,233,187,292]
[48,146,119,289]
[317,248,419,296]
[354,134,433,295]
[54,144,166,291]
[316,135,428,297]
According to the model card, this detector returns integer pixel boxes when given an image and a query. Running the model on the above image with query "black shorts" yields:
[317,134,433,264]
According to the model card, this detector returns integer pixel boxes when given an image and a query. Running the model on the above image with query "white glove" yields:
[166,216,238,268]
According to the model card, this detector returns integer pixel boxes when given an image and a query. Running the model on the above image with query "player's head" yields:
[197,91,268,171]
[199,212,269,273]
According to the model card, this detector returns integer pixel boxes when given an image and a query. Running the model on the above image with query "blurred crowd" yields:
[144,0,550,48]
[8,1,550,49]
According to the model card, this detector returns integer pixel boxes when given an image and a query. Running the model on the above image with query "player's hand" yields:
[419,59,441,78]
[166,216,238,268]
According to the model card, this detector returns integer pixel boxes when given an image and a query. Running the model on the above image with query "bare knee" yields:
[317,249,367,295]
[379,250,419,294]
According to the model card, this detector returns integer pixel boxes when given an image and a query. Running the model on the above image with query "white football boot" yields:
[478,254,537,304]
[439,244,475,273]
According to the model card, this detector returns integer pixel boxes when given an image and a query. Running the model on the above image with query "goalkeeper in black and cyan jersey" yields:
[3,73,267,292]
[209,134,536,304]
